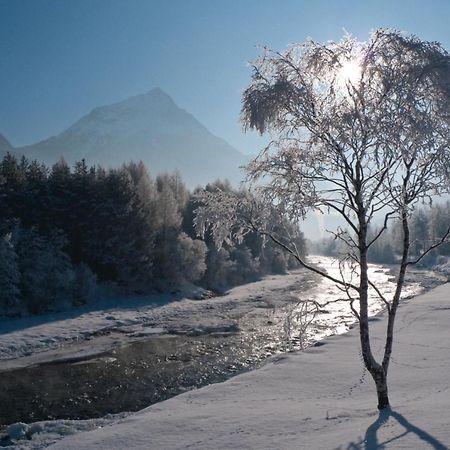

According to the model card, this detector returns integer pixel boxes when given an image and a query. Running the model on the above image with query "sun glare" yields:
[337,59,362,87]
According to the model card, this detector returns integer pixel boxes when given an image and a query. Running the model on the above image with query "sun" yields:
[337,59,362,87]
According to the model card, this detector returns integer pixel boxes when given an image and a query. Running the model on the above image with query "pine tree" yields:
[15,227,76,314]
[0,233,21,313]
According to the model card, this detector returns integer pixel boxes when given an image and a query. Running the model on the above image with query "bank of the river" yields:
[0,256,446,429]
[3,271,450,449]
[57,283,450,449]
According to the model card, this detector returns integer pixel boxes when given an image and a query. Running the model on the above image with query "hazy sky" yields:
[1,0,450,154]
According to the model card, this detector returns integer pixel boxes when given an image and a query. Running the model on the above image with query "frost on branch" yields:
[194,188,304,258]
[194,189,267,248]
[233,29,450,410]
[242,30,450,232]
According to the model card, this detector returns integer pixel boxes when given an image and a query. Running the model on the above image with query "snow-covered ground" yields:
[3,276,450,448]
[0,272,311,366]
[1,256,442,371]
[0,268,315,369]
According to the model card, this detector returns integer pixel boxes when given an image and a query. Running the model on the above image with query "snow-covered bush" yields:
[174,232,207,283]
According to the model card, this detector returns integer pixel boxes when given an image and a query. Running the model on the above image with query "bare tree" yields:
[195,30,450,410]
[282,299,319,351]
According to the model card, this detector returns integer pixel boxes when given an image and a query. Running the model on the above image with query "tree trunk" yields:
[372,367,390,410]
[357,200,391,410]
[382,208,410,374]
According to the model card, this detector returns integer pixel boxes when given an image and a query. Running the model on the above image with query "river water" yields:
[0,256,445,425]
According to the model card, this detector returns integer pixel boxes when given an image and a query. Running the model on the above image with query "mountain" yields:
[14,88,247,187]
[0,134,13,156]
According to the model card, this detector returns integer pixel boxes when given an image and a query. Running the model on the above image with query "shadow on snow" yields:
[338,407,448,450]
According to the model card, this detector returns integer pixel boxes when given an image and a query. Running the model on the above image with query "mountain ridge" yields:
[10,89,246,187]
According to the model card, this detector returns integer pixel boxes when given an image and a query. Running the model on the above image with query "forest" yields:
[0,153,306,316]
[316,203,450,266]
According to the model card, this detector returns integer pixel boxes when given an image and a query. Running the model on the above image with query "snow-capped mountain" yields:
[13,88,247,187]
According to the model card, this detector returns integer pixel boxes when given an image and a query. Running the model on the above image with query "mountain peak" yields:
[120,87,176,107]
[85,88,178,123]
[144,87,171,98]
[18,90,246,187]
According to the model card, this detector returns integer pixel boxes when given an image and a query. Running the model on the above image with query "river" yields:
[0,256,445,425]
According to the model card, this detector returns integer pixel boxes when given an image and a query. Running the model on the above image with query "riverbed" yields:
[0,256,445,426]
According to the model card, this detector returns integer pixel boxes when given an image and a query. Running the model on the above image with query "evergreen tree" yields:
[0,232,21,313]
[0,153,27,224]
[48,159,72,230]
[15,227,76,314]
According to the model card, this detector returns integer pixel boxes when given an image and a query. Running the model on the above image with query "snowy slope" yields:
[5,281,450,448]
[15,89,247,187]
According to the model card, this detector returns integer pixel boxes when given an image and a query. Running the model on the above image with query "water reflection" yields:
[0,257,444,425]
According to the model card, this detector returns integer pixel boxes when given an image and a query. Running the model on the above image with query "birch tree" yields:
[195,29,450,410]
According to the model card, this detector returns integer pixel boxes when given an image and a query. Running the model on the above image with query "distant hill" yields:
[9,88,247,187]
[0,134,13,156]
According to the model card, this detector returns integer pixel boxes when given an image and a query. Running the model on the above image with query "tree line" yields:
[0,153,306,315]
[316,204,450,266]
[368,204,450,265]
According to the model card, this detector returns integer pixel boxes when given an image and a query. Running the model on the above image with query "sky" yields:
[1,0,450,155]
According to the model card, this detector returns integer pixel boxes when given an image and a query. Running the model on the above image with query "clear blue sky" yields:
[1,0,450,154]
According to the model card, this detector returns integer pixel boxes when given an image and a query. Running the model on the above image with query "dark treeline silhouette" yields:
[0,153,306,315]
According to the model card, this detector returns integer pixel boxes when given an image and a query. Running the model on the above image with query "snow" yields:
[2,262,450,448]
[433,256,450,278]
[1,256,436,371]
[5,282,450,449]
[3,414,130,449]
[0,292,172,368]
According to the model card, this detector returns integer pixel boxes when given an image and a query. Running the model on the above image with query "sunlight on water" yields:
[0,256,443,424]
[256,255,429,352]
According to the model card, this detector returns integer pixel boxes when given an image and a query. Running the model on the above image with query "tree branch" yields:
[406,226,450,266]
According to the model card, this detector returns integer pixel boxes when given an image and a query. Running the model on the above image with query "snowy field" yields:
[2,274,450,448]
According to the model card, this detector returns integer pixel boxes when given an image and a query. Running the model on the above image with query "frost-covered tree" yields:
[409,208,430,257]
[429,202,450,257]
[172,232,207,283]
[202,246,236,292]
[196,30,450,410]
[15,228,76,314]
[152,175,184,282]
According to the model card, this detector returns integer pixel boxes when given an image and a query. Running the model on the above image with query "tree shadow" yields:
[340,407,448,450]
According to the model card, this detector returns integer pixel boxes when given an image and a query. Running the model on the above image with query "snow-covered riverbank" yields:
[1,256,443,372]
[0,267,317,370]
[4,275,450,448]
